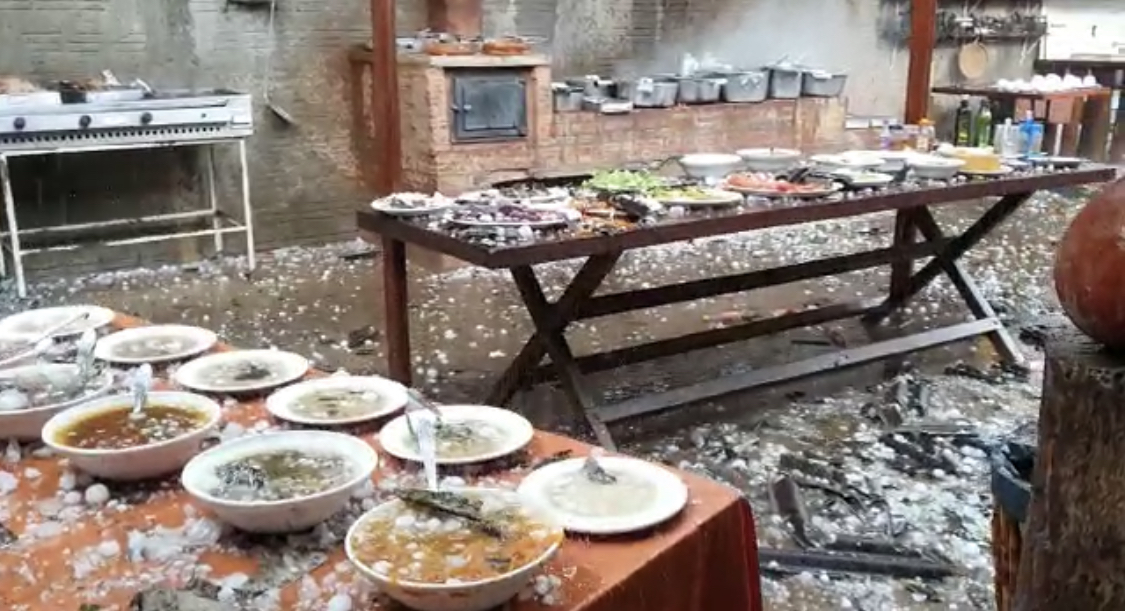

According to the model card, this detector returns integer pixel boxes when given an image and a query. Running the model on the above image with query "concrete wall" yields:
[0,0,1085,275]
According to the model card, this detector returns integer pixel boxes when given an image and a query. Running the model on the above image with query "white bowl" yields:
[0,364,115,440]
[810,152,885,172]
[677,153,745,180]
[908,155,965,180]
[265,375,408,426]
[735,148,802,173]
[181,430,379,533]
[42,391,222,481]
[346,488,563,611]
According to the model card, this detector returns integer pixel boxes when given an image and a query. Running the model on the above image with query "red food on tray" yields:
[725,173,831,194]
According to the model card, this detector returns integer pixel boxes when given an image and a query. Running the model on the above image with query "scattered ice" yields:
[84,483,110,506]
[0,470,18,495]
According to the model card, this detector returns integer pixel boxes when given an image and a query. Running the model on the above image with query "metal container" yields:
[551,84,584,113]
[618,78,679,108]
[678,77,723,104]
[801,70,848,97]
[721,71,769,103]
[767,66,803,99]
[565,76,613,99]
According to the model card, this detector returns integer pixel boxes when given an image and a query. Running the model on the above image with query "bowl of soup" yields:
[181,430,379,533]
[0,363,115,440]
[42,391,222,481]
[346,488,564,611]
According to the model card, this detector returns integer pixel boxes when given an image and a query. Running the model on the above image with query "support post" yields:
[369,0,402,194]
[1013,328,1125,610]
[904,0,937,124]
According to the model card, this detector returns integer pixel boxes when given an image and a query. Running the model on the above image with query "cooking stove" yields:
[0,89,253,153]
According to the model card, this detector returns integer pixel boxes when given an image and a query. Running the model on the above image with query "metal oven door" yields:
[449,71,528,143]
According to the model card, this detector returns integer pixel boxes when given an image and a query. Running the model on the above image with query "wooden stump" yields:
[1013,328,1125,610]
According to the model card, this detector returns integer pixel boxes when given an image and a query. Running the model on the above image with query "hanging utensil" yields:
[404,389,442,491]
[263,0,295,125]
[957,41,990,81]
[130,363,154,419]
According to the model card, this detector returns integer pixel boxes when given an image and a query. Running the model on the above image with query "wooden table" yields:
[357,167,1118,450]
[1036,58,1125,164]
[930,85,1114,160]
[0,315,764,611]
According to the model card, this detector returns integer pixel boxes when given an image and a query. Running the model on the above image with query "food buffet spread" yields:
[0,307,762,611]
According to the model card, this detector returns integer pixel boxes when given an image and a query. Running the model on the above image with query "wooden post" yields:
[1013,327,1125,610]
[904,0,937,124]
[369,0,402,194]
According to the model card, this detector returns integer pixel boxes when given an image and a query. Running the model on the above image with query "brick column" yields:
[426,0,482,37]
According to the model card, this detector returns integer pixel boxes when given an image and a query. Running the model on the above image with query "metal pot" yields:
[678,77,723,104]
[565,76,613,99]
[618,77,679,108]
[801,70,848,97]
[766,66,803,99]
[722,71,769,103]
[551,84,584,113]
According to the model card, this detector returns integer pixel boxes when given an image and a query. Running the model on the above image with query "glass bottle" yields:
[953,96,973,147]
[974,100,993,148]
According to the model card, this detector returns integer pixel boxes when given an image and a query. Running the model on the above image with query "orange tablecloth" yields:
[0,315,763,611]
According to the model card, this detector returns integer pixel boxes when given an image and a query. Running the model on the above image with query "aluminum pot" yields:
[678,77,723,104]
[551,84,584,113]
[801,70,848,97]
[766,66,803,99]
[722,71,769,103]
[618,77,679,108]
[565,76,613,99]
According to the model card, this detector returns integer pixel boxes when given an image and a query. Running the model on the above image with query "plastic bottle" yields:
[878,120,893,150]
[953,96,974,146]
[916,118,935,152]
[1019,110,1037,156]
[974,100,993,148]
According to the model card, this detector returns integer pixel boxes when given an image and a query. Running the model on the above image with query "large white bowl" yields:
[181,430,379,533]
[810,152,885,172]
[42,391,222,481]
[346,488,563,611]
[908,155,965,180]
[0,364,115,440]
[677,153,745,181]
[735,148,802,173]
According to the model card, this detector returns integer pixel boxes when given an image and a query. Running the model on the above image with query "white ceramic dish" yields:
[173,349,310,394]
[42,391,222,481]
[677,153,745,181]
[518,456,689,535]
[907,155,965,180]
[735,148,802,173]
[346,488,562,611]
[0,364,115,440]
[655,188,744,207]
[0,305,115,339]
[447,215,570,229]
[1029,156,1083,169]
[181,430,379,533]
[809,153,885,172]
[266,375,408,426]
[0,337,40,369]
[831,170,895,188]
[370,194,451,217]
[960,166,1014,177]
[379,404,534,465]
[94,325,218,365]
[725,182,842,199]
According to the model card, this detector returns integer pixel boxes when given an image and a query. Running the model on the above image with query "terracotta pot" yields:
[1054,178,1125,348]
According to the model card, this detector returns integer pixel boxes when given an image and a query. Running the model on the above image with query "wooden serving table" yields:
[930,85,1114,160]
[357,167,1118,450]
[0,315,764,611]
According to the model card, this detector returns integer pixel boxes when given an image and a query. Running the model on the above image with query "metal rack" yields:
[0,90,256,297]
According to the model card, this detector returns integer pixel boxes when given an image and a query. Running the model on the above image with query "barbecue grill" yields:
[0,89,256,297]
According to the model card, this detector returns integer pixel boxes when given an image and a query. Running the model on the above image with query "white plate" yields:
[0,364,115,440]
[0,305,115,339]
[266,375,409,426]
[448,215,570,229]
[656,189,744,207]
[173,349,310,394]
[725,183,841,199]
[517,456,689,535]
[960,166,1014,177]
[379,404,534,465]
[370,198,451,217]
[94,324,218,364]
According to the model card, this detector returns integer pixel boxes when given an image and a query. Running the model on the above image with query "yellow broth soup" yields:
[55,405,209,450]
[350,496,562,585]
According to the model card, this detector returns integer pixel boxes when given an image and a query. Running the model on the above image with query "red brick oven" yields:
[395,54,851,195]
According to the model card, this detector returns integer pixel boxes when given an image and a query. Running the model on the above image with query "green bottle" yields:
[954,96,973,146]
[974,100,993,148]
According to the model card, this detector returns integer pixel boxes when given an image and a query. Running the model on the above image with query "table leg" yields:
[487,253,620,406]
[238,140,256,271]
[0,155,25,297]
[205,145,224,255]
[382,236,412,386]
[510,264,616,449]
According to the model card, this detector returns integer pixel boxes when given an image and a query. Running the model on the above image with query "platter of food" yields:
[582,169,670,195]
[960,166,1014,177]
[448,204,573,229]
[1028,156,1083,169]
[0,305,115,339]
[181,430,380,533]
[370,193,452,217]
[517,454,689,535]
[829,169,895,189]
[724,173,842,198]
[346,487,564,611]
[41,390,223,480]
[173,349,310,394]
[0,363,115,440]
[94,324,218,364]
[458,186,571,208]
[652,186,744,206]
[265,374,408,426]
[379,404,534,465]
